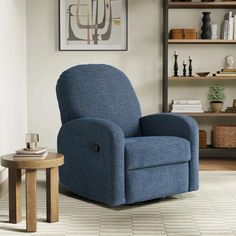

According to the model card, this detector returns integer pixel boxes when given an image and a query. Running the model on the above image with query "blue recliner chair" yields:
[56,64,199,207]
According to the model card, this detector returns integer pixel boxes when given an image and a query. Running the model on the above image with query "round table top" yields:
[1,152,64,169]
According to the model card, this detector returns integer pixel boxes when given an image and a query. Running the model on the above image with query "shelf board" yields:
[169,76,236,80]
[168,39,236,44]
[169,2,236,9]
[201,145,236,150]
[178,112,236,117]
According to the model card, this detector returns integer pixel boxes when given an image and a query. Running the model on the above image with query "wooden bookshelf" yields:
[169,76,236,81]
[169,2,236,9]
[169,39,236,44]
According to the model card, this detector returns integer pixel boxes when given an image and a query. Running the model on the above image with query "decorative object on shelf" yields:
[223,12,234,40]
[225,55,234,69]
[213,66,236,77]
[208,84,225,112]
[211,24,218,39]
[25,133,39,149]
[174,51,179,76]
[225,107,236,112]
[225,99,236,112]
[59,0,128,51]
[188,56,193,77]
[183,60,187,76]
[199,130,207,149]
[171,99,203,113]
[221,12,236,40]
[196,72,210,77]
[201,12,212,39]
[212,125,236,148]
[171,0,191,2]
[170,29,197,39]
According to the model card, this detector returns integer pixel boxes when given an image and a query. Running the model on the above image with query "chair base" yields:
[125,163,189,204]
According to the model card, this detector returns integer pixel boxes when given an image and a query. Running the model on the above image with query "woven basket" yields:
[199,130,207,148]
[212,125,236,148]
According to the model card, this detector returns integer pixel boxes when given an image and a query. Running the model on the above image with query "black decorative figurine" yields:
[189,57,193,77]
[183,60,187,77]
[201,12,212,39]
[174,51,178,77]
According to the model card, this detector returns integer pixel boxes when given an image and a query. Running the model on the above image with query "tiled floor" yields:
[0,171,236,235]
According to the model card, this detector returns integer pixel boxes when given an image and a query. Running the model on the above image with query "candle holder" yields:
[174,54,178,77]
[189,58,193,77]
[183,62,187,77]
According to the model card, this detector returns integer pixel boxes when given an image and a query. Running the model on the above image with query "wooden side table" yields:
[1,152,64,232]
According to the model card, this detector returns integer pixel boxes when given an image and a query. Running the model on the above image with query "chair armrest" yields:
[57,118,125,206]
[140,113,199,191]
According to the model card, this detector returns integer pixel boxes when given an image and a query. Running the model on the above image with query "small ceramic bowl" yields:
[196,72,210,77]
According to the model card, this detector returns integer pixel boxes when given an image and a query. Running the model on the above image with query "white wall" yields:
[26,0,162,149]
[0,0,27,181]
[26,0,236,149]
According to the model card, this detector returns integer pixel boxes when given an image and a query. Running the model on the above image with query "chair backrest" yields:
[56,64,141,137]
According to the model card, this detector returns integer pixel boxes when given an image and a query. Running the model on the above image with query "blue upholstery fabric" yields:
[140,113,199,191]
[125,136,191,170]
[126,163,189,204]
[56,64,141,137]
[58,118,126,207]
[56,64,199,206]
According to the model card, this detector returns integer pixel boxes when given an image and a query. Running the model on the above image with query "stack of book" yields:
[14,147,48,159]
[171,100,203,113]
[214,68,236,77]
[222,12,236,40]
[225,106,236,113]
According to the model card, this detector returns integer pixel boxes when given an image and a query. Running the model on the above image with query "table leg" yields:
[46,167,59,223]
[9,168,22,223]
[26,169,37,232]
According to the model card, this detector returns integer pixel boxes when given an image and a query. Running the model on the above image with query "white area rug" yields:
[0,171,236,236]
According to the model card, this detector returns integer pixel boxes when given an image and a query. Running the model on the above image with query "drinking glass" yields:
[25,133,39,149]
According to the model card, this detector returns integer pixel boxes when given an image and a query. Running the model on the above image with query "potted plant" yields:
[208,84,225,113]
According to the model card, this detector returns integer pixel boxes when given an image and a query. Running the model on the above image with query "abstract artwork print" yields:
[59,0,127,50]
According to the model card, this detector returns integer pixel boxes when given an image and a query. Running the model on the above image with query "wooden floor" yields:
[200,157,236,171]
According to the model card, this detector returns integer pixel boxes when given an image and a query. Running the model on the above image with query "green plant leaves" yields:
[208,84,226,102]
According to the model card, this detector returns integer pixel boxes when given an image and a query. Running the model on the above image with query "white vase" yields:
[211,24,218,40]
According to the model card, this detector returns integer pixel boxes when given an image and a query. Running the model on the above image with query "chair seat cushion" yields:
[125,136,191,171]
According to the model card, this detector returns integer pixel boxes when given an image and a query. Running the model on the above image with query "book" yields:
[213,73,236,77]
[222,68,236,72]
[172,104,202,108]
[171,110,203,113]
[172,100,201,105]
[225,107,236,113]
[234,15,236,40]
[171,104,203,113]
[16,147,47,155]
[217,71,236,74]
[14,151,48,159]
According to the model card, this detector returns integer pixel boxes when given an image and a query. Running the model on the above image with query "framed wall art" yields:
[59,0,128,51]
